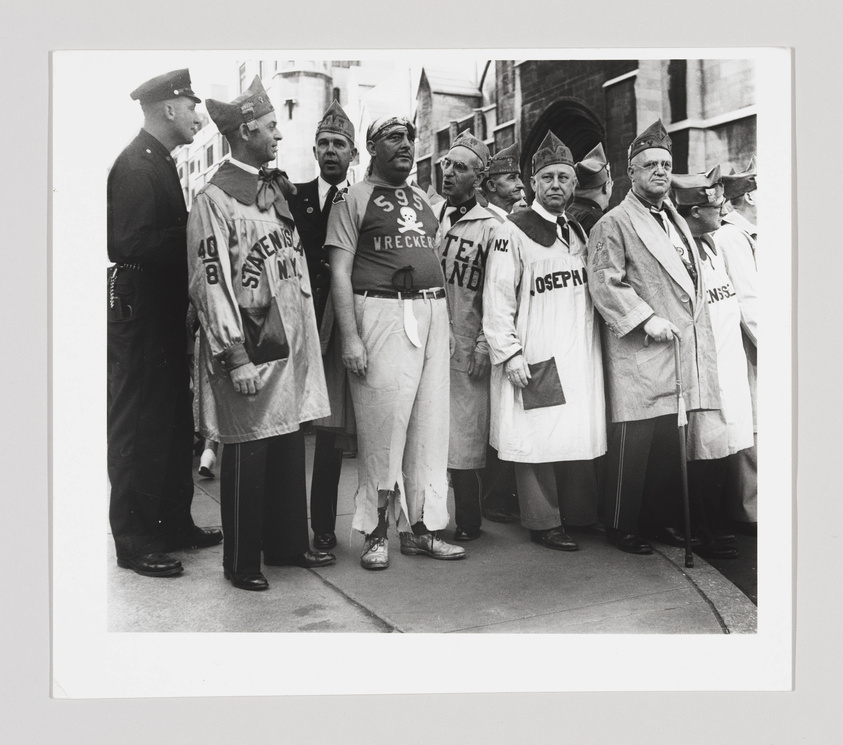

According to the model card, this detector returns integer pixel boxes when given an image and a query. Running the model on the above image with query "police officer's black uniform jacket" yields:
[106,128,195,558]
[288,178,336,325]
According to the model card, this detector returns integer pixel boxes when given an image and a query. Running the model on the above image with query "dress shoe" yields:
[264,550,337,568]
[606,528,653,555]
[313,532,337,550]
[164,525,223,551]
[529,527,579,551]
[117,552,183,577]
[399,532,466,560]
[454,526,481,542]
[360,536,389,570]
[646,526,703,548]
[482,504,519,523]
[694,540,740,560]
[223,569,269,591]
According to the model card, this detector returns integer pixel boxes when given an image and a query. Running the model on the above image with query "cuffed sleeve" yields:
[187,192,248,365]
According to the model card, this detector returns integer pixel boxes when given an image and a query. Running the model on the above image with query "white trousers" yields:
[348,295,451,535]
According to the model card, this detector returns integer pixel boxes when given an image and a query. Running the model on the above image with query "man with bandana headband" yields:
[188,78,334,591]
[327,115,465,570]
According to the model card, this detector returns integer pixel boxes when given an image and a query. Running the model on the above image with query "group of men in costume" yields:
[107,68,758,590]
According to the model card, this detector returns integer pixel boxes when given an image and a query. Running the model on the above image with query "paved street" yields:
[108,433,757,634]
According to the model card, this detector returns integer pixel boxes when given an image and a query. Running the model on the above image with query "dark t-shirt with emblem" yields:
[325,175,444,292]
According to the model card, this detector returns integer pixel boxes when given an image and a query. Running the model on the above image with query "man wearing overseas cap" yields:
[476,141,524,524]
[483,131,606,552]
[480,141,525,223]
[187,77,334,592]
[436,131,500,541]
[569,142,613,236]
[672,167,753,559]
[288,101,359,553]
[588,120,720,555]
[327,114,465,570]
[107,69,222,579]
[717,159,759,531]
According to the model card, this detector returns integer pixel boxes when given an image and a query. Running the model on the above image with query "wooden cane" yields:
[673,336,694,568]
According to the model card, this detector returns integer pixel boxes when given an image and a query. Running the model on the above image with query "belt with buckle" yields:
[354,288,445,300]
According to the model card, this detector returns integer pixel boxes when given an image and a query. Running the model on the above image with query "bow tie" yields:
[256,168,297,212]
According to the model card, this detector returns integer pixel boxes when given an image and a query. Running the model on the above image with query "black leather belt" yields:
[354,288,445,300]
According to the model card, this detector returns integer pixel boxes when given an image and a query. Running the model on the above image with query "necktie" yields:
[323,184,338,222]
[655,209,698,289]
[556,216,570,245]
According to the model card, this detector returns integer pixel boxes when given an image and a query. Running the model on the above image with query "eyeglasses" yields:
[633,160,673,173]
[441,157,473,174]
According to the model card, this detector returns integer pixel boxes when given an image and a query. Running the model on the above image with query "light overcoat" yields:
[587,190,721,422]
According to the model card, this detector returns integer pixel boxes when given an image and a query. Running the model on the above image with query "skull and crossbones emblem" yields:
[397,206,425,235]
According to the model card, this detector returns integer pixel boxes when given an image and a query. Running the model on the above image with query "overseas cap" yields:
[450,130,490,170]
[316,100,355,143]
[130,68,200,104]
[670,165,724,206]
[531,131,575,174]
[205,76,274,136]
[366,115,415,143]
[576,142,611,188]
[722,156,757,200]
[629,119,672,161]
[488,141,521,176]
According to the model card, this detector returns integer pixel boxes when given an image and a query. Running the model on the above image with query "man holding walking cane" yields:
[587,120,720,555]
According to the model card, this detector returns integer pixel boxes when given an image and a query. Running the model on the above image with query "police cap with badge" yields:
[130,69,201,104]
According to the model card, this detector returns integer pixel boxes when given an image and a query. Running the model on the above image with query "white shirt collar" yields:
[531,200,566,224]
[531,200,571,244]
[230,157,260,175]
[486,202,509,220]
[318,175,348,208]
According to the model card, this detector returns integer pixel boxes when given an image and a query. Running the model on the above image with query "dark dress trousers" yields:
[288,178,343,536]
[107,128,196,559]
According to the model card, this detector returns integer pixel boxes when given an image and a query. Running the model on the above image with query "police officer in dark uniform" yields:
[288,101,358,551]
[568,142,613,236]
[107,69,222,578]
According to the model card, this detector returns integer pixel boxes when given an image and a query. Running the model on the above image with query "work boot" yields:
[399,532,466,560]
[360,536,389,570]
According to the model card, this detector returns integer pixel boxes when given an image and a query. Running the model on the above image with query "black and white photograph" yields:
[50,49,793,699]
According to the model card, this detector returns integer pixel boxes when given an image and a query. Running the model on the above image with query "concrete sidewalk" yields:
[108,434,757,634]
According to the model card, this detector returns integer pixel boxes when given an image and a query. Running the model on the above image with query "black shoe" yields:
[694,540,740,560]
[454,526,481,542]
[117,552,184,577]
[224,569,268,591]
[529,527,579,551]
[313,532,337,550]
[197,465,215,479]
[165,526,223,551]
[606,529,653,555]
[264,550,337,568]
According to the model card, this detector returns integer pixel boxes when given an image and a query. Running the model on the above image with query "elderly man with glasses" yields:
[587,120,720,556]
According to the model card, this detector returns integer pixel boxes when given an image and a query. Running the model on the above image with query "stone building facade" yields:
[414,58,757,206]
